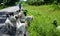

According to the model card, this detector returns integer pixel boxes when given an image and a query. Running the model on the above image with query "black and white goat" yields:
[52,19,60,30]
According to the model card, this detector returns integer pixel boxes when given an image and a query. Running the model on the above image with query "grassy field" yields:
[23,5,60,36]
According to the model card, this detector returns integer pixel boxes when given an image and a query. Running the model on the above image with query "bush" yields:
[27,0,60,5]
[27,0,44,5]
[4,0,19,6]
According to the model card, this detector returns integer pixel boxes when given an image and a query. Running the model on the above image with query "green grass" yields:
[23,5,60,36]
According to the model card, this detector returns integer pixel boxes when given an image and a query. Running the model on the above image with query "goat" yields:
[16,19,27,36]
[25,16,33,26]
[52,19,60,30]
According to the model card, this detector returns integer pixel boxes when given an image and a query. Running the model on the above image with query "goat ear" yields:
[19,9,21,12]
[15,16,18,19]
[6,14,9,17]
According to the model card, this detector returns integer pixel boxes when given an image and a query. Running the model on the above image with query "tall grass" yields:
[23,5,60,36]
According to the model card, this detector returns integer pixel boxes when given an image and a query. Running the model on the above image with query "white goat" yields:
[15,18,27,36]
